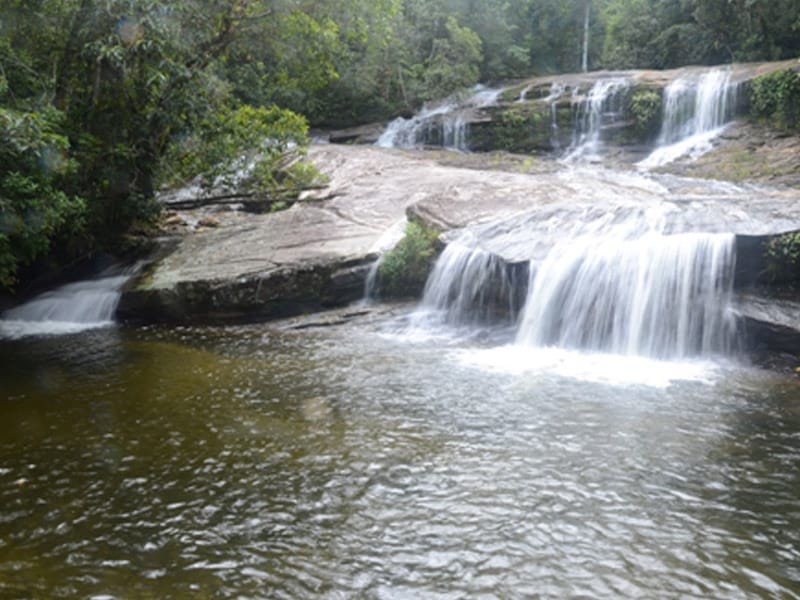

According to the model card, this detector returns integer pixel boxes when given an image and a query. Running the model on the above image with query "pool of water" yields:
[1,313,799,598]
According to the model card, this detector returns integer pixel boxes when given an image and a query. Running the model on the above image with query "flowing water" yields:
[514,231,737,358]
[1,316,799,598]
[0,267,136,339]
[564,78,630,162]
[376,86,502,151]
[639,69,738,169]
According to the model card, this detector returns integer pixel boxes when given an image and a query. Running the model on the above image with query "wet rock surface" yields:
[658,121,800,188]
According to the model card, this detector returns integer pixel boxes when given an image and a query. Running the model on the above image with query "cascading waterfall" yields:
[565,78,630,161]
[410,238,522,330]
[639,69,738,168]
[515,232,737,358]
[377,86,502,151]
[362,217,409,303]
[0,266,137,338]
[516,83,534,103]
[413,214,738,360]
[546,82,567,150]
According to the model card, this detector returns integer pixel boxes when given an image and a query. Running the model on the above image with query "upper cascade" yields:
[376,85,503,151]
[369,61,795,165]
[563,77,630,162]
[638,68,739,168]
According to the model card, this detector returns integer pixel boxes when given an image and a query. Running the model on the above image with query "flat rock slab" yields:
[119,145,575,323]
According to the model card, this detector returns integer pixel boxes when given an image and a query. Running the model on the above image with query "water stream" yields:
[376,85,502,151]
[0,266,137,339]
[564,78,630,162]
[639,69,738,168]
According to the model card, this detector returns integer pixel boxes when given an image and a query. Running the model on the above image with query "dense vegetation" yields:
[1,0,799,292]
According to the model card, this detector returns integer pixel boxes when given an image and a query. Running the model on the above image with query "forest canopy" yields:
[1,0,799,291]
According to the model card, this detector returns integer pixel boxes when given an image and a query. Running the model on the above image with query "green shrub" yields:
[628,89,662,139]
[764,231,800,283]
[749,69,800,131]
[0,107,87,289]
[377,221,440,298]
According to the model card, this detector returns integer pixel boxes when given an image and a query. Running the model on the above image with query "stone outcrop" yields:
[119,145,575,324]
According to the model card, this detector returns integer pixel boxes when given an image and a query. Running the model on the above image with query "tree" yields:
[0,0,329,290]
[422,16,482,100]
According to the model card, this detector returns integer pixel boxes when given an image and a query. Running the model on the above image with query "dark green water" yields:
[1,317,799,598]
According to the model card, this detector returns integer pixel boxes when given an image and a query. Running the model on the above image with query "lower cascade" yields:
[415,227,738,360]
[0,266,137,338]
[411,238,524,329]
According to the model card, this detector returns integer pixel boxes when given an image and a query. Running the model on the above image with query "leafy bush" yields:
[163,103,324,201]
[0,107,86,289]
[628,89,662,139]
[377,221,440,298]
[764,231,800,283]
[749,69,800,131]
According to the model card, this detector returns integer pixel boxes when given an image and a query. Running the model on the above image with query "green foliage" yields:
[749,69,800,131]
[601,0,800,69]
[627,88,662,138]
[0,0,340,290]
[765,231,800,283]
[165,104,310,186]
[377,221,440,298]
[0,106,86,288]
[486,105,549,153]
[422,17,483,101]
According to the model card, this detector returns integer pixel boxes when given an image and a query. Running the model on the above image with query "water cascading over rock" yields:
[515,232,737,358]
[564,78,630,161]
[413,214,739,360]
[638,69,738,168]
[0,266,137,338]
[411,237,525,330]
[376,86,502,151]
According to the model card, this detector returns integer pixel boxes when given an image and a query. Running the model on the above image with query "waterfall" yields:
[413,214,738,360]
[410,238,522,330]
[517,83,534,103]
[546,82,567,150]
[515,232,737,359]
[565,78,630,161]
[639,69,738,168]
[0,266,137,338]
[362,217,409,303]
[376,85,502,151]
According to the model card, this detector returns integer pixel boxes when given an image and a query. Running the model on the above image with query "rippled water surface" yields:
[1,314,799,598]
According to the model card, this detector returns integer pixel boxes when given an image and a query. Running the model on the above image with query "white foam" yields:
[455,345,721,388]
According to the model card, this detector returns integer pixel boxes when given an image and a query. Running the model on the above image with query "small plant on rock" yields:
[377,221,440,298]
[764,231,800,283]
